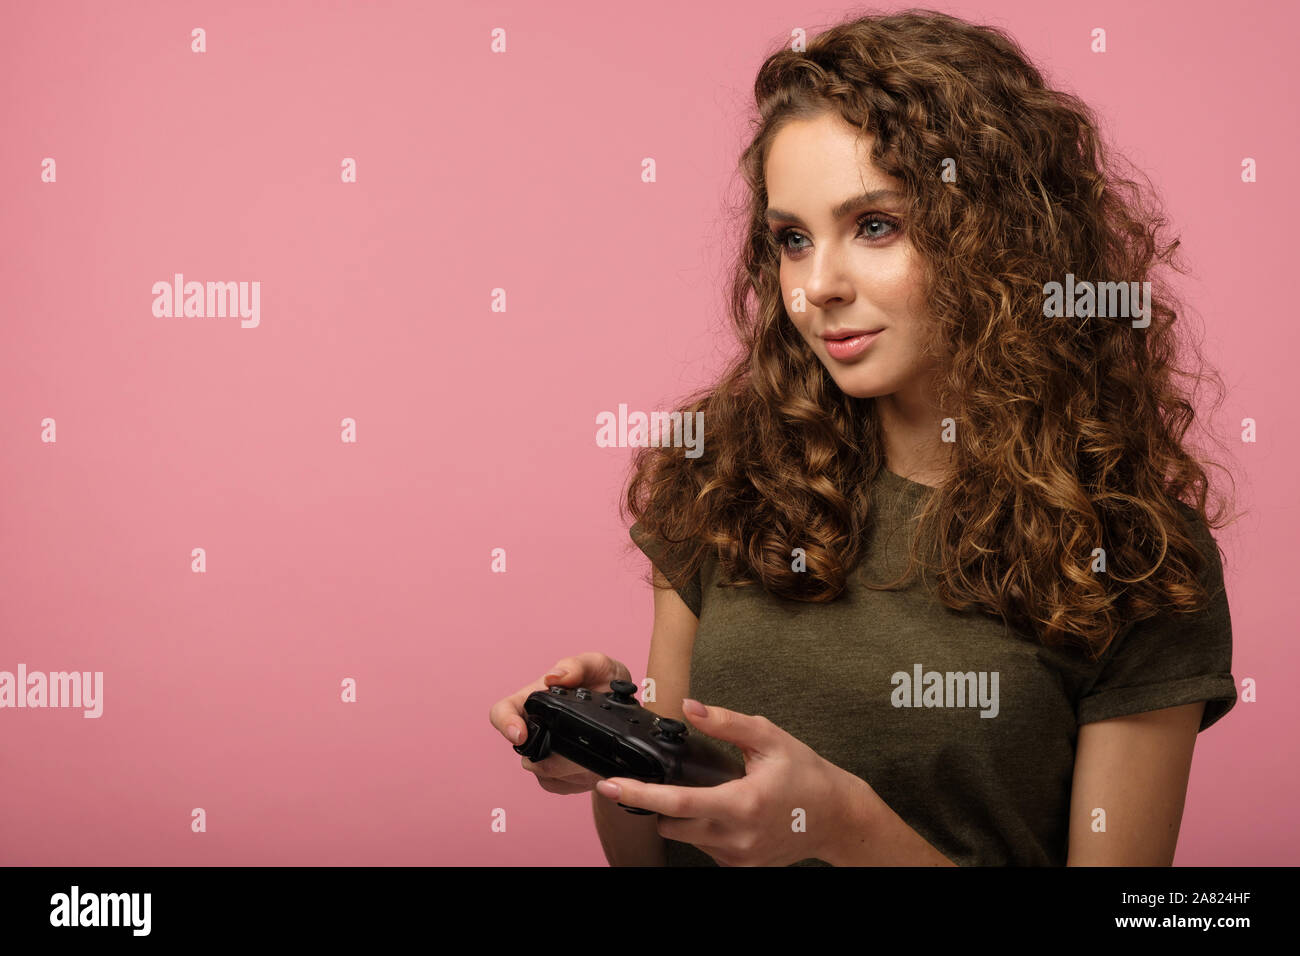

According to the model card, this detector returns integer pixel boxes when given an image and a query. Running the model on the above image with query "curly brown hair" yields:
[621,8,1240,658]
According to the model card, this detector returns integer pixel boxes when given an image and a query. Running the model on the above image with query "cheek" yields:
[781,279,811,332]
[872,244,923,302]
[877,270,919,310]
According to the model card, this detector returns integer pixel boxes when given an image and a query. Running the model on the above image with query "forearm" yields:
[591,790,668,866]
[825,774,958,866]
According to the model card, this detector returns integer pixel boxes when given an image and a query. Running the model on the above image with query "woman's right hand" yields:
[489,651,634,795]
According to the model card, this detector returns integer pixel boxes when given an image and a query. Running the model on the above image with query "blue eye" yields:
[773,214,900,257]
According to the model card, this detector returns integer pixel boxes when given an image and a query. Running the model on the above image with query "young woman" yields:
[490,10,1239,866]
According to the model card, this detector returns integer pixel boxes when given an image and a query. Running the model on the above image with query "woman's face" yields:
[764,112,939,402]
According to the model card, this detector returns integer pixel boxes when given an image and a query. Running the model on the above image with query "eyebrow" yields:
[764,188,907,225]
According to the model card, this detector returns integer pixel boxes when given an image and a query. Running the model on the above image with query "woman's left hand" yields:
[593,698,872,866]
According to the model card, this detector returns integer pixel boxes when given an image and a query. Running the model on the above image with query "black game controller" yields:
[513,679,744,813]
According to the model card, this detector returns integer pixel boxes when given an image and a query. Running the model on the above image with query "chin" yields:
[824,370,894,399]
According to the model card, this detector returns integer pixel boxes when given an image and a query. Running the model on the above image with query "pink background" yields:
[1,0,1295,866]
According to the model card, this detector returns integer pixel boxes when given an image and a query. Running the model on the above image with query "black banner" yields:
[0,865,1284,942]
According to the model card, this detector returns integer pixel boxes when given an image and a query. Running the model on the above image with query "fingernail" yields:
[507,724,522,744]
[596,780,621,798]
[544,667,568,682]
[683,698,707,717]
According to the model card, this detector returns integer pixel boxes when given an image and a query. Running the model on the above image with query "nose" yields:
[799,244,855,310]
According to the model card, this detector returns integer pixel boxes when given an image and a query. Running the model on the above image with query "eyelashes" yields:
[772,214,901,257]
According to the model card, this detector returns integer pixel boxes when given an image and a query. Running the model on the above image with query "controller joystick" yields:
[608,680,638,704]
[654,716,688,743]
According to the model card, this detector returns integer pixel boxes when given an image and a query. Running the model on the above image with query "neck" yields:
[875,372,952,488]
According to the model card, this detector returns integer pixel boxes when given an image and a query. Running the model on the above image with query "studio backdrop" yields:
[1,0,1293,866]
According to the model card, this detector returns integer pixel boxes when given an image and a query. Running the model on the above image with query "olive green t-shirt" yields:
[628,467,1237,867]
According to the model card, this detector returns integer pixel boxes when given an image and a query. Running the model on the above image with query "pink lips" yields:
[823,329,883,360]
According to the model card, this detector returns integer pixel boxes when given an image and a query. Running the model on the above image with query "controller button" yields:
[575,688,592,700]
[600,703,612,710]
[548,686,567,695]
